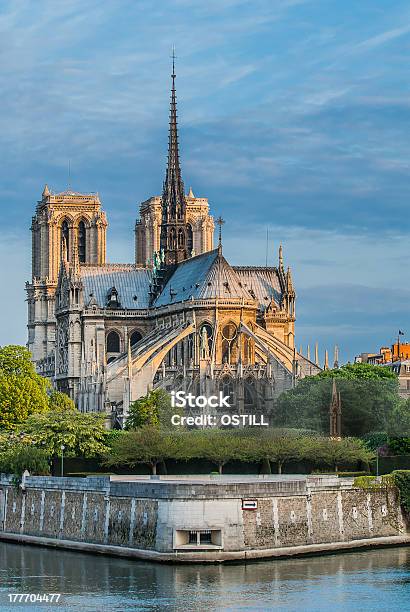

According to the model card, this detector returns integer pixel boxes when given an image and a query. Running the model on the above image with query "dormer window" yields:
[107,286,120,308]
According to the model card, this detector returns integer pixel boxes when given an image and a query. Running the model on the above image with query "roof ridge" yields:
[80,263,146,269]
[233,265,278,271]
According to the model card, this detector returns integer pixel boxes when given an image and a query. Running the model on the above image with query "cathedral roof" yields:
[153,249,254,307]
[80,264,152,309]
[233,267,282,311]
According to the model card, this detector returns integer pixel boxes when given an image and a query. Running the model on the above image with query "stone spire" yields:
[61,236,68,264]
[279,244,284,271]
[160,50,188,265]
[324,349,329,370]
[71,231,80,278]
[42,184,50,199]
[329,378,342,439]
[315,342,319,366]
[286,266,295,295]
[333,345,339,369]
[307,344,310,361]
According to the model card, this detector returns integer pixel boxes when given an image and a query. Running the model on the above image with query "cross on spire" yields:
[216,216,225,249]
[171,46,176,78]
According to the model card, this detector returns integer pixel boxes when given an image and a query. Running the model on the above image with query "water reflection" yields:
[0,543,408,611]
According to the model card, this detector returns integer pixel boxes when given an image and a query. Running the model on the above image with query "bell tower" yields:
[26,186,108,365]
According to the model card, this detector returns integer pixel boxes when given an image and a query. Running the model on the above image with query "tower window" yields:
[78,221,86,263]
[106,330,120,353]
[61,220,70,258]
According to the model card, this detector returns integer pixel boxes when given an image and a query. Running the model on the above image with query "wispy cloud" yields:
[0,0,410,360]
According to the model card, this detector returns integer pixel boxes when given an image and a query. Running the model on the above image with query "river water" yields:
[0,543,409,611]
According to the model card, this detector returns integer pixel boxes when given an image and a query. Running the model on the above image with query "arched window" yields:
[130,330,142,347]
[244,377,256,409]
[221,323,237,364]
[186,224,193,254]
[220,375,234,406]
[78,221,86,263]
[61,220,70,258]
[106,330,120,353]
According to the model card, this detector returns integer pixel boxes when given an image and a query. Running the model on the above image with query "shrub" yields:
[392,470,410,516]
[0,444,50,477]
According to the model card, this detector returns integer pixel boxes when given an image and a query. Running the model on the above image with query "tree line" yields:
[104,427,374,475]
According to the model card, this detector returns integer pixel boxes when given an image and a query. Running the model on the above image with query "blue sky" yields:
[1,0,409,363]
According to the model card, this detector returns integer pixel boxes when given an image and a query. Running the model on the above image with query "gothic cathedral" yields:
[26,65,320,426]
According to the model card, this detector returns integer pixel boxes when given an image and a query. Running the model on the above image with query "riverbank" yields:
[0,530,408,564]
[0,474,408,564]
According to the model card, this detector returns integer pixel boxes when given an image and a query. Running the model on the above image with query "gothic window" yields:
[106,330,120,353]
[186,224,193,254]
[178,228,185,247]
[220,375,234,405]
[78,220,86,263]
[222,323,237,364]
[244,376,257,409]
[61,220,69,258]
[130,330,142,347]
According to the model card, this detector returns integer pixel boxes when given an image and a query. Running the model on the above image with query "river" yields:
[0,543,409,611]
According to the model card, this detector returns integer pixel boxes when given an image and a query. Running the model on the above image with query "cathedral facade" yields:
[26,66,320,426]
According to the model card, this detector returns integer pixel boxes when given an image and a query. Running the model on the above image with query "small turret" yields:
[286,266,295,295]
[279,243,284,271]
[333,345,339,369]
[71,232,80,278]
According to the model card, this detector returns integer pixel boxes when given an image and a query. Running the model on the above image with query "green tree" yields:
[125,389,181,430]
[305,437,374,472]
[48,390,76,411]
[0,345,50,430]
[386,398,410,438]
[247,431,307,474]
[0,443,50,477]
[21,408,108,459]
[195,430,249,474]
[104,426,179,475]
[275,363,400,437]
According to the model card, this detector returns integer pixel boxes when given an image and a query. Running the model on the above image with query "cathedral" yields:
[26,63,321,426]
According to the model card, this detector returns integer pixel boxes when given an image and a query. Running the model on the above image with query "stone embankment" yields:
[0,474,408,563]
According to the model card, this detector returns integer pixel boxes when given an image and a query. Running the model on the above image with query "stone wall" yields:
[0,475,407,560]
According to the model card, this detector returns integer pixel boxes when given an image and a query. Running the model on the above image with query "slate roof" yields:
[233,267,283,311]
[80,264,152,309]
[153,249,254,307]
